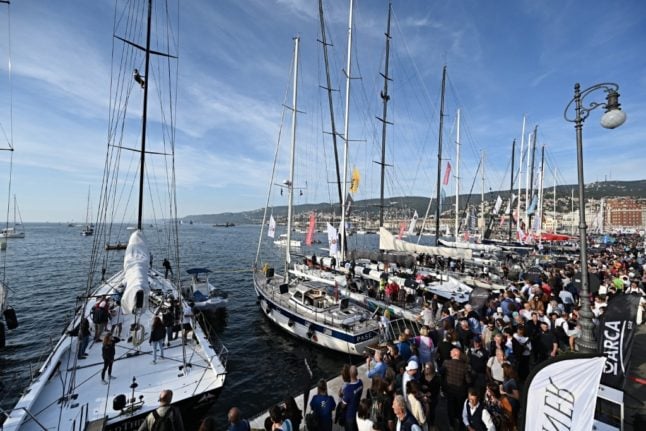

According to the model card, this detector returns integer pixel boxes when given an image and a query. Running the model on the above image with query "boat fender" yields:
[266,306,272,315]
[3,306,18,330]
[0,321,5,348]
[130,323,145,346]
[288,319,294,327]
[307,324,316,340]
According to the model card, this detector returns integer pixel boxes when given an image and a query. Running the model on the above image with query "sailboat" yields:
[3,1,227,429]
[80,187,94,236]
[253,37,380,356]
[0,0,19,348]
[0,195,24,239]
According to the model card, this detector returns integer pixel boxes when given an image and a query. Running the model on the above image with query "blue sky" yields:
[0,0,644,222]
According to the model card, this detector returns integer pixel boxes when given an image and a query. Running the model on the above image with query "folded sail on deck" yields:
[121,230,150,314]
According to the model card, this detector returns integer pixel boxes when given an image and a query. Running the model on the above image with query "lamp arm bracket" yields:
[563,82,620,123]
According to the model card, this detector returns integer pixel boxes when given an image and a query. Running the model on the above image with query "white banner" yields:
[326,222,338,257]
[407,210,419,236]
[493,195,502,214]
[268,215,276,238]
[523,356,606,431]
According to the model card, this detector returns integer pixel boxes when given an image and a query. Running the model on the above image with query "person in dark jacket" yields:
[149,316,165,363]
[77,317,90,359]
[101,333,116,383]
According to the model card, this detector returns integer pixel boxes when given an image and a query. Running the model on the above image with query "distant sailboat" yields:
[0,195,25,239]
[80,186,94,236]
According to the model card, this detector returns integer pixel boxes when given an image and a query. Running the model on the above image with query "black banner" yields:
[598,293,641,389]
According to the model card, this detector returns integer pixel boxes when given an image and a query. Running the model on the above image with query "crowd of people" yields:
[254,235,645,431]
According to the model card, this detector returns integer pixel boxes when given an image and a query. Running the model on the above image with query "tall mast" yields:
[136,0,153,231]
[508,139,516,242]
[527,125,538,228]
[376,1,393,228]
[454,109,460,239]
[552,169,558,233]
[517,116,525,232]
[537,145,545,240]
[284,36,300,282]
[340,0,354,262]
[317,0,343,213]
[480,150,485,234]
[434,65,446,245]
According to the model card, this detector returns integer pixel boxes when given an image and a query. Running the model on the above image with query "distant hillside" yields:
[185,179,646,225]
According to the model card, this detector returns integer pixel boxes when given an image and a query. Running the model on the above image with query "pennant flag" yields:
[598,293,642,389]
[522,355,606,431]
[305,212,316,246]
[397,222,406,239]
[349,167,360,193]
[493,195,503,214]
[526,194,538,215]
[268,215,276,238]
[442,161,452,185]
[407,211,419,236]
[326,222,338,257]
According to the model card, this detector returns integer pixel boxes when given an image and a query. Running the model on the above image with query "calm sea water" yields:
[0,223,392,428]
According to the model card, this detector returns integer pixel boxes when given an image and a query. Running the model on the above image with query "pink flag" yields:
[397,222,406,239]
[442,161,452,185]
[305,211,316,246]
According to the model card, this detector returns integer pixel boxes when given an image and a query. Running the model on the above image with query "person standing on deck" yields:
[163,258,173,279]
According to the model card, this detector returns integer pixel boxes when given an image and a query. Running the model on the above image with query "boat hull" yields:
[252,271,379,356]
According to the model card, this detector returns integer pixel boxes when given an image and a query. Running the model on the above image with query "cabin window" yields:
[293,292,303,302]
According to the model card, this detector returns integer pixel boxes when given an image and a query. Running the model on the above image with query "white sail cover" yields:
[121,230,150,315]
[379,227,472,259]
[438,238,500,253]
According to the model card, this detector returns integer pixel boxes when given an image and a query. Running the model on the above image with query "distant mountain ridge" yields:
[186,179,646,225]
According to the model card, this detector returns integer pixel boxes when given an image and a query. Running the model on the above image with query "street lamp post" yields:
[564,82,627,353]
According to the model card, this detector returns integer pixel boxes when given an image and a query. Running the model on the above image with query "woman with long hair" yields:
[101,333,116,383]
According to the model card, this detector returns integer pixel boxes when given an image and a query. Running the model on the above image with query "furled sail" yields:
[121,230,150,314]
[379,227,472,259]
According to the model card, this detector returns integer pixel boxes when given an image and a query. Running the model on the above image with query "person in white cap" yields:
[401,360,418,403]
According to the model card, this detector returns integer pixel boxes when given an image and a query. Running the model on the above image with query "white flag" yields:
[327,223,338,257]
[407,211,419,236]
[268,215,276,238]
[493,195,503,214]
[523,356,605,431]
[504,194,516,215]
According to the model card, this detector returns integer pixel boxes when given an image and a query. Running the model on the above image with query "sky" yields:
[0,0,644,222]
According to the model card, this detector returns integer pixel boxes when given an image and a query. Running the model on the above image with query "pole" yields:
[435,66,446,245]
[340,0,354,263]
[508,139,515,242]
[377,2,393,228]
[454,109,460,239]
[137,0,153,230]
[573,83,595,353]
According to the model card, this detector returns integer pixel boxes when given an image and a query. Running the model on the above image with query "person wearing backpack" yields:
[309,380,335,431]
[137,389,184,431]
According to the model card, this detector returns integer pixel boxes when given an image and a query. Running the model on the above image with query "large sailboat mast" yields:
[508,139,516,242]
[377,2,393,228]
[284,36,300,283]
[454,109,460,238]
[137,0,153,231]
[340,0,354,262]
[434,66,446,245]
[317,0,343,213]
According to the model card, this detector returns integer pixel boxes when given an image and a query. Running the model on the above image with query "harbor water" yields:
[0,223,390,429]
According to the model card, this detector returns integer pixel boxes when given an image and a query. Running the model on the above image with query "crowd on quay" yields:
[244,235,645,431]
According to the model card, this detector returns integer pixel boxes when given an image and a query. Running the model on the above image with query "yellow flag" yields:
[350,167,360,193]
